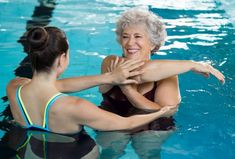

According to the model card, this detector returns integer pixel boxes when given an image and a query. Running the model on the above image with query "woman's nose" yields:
[127,36,135,46]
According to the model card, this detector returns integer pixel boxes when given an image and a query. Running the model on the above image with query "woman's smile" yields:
[121,24,154,60]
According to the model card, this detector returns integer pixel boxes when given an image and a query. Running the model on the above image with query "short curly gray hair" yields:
[116,8,167,53]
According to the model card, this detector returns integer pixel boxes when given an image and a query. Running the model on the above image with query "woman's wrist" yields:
[189,60,197,71]
[102,72,114,85]
[119,85,134,95]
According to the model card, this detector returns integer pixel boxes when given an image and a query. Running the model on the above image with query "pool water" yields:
[0,0,234,158]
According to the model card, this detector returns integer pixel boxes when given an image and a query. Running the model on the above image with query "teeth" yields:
[127,49,138,53]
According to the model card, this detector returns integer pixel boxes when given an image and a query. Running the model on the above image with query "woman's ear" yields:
[61,53,67,65]
[151,43,156,51]
[56,53,67,75]
[151,45,160,54]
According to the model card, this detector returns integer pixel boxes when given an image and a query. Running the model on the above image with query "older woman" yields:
[95,8,225,158]
[99,8,224,131]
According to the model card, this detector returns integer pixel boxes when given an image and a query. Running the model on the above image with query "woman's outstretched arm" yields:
[56,58,144,93]
[136,59,225,84]
[69,98,177,131]
[99,55,225,94]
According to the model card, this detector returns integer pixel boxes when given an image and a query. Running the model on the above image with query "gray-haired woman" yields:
[99,7,224,131]
[96,8,224,158]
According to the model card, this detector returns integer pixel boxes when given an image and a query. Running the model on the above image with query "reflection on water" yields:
[0,125,99,159]
[16,0,57,78]
[0,0,57,135]
[96,130,174,159]
[218,0,235,25]
[96,0,218,10]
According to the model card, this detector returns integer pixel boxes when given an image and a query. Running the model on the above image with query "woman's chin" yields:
[125,54,140,59]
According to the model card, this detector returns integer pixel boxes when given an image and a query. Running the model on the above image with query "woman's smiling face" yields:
[120,24,154,60]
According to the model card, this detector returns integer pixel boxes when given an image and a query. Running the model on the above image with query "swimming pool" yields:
[0,0,234,158]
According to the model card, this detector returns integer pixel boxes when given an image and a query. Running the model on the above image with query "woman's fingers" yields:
[209,67,225,84]
[120,59,142,68]
[160,105,178,117]
[122,79,138,84]
[110,60,114,71]
[107,67,111,72]
[110,57,125,71]
[129,69,145,77]
[204,64,225,84]
[127,61,145,72]
[195,62,225,84]
[114,56,119,67]
[119,59,145,72]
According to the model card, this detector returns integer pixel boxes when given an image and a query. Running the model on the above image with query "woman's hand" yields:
[191,61,225,84]
[159,105,178,117]
[108,57,145,85]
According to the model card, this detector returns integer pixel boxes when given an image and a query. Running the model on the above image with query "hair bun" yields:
[27,27,49,51]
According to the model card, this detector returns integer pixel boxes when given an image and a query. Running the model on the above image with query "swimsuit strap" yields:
[16,133,33,151]
[15,132,33,159]
[43,93,67,130]
[16,85,67,131]
[16,85,33,127]
[16,132,47,159]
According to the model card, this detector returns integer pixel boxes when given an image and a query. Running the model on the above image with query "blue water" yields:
[0,0,235,158]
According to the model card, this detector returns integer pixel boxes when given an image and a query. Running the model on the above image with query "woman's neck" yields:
[31,71,58,91]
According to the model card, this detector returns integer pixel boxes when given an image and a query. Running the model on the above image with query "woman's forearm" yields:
[120,86,162,112]
[99,84,113,94]
[125,111,163,130]
[138,60,194,83]
[123,105,177,131]
[57,57,145,93]
[56,73,114,93]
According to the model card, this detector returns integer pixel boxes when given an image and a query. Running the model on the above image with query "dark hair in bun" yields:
[27,26,69,72]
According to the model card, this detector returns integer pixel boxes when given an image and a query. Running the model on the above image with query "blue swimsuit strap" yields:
[16,85,67,131]
[44,93,67,130]
[16,86,31,127]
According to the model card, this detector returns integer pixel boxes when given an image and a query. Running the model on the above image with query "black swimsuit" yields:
[1,125,97,159]
[100,83,175,131]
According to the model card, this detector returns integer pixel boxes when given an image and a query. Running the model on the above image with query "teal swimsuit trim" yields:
[44,93,66,130]
[16,86,31,127]
[16,86,67,132]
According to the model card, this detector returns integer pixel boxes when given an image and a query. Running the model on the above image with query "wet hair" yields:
[116,8,167,53]
[27,26,69,72]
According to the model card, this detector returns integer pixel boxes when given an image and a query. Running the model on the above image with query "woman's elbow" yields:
[170,96,181,106]
[160,96,181,107]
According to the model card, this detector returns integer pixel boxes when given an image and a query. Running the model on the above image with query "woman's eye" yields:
[135,35,142,38]
[122,36,128,39]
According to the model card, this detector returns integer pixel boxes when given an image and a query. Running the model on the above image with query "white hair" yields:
[116,8,167,53]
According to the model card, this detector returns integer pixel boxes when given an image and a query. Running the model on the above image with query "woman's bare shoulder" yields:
[7,77,31,94]
[102,55,118,65]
